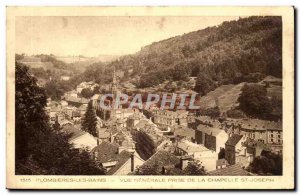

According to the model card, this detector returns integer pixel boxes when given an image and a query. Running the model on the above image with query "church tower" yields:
[111,66,118,98]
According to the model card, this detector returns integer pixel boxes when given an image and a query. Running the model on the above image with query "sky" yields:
[16,16,239,57]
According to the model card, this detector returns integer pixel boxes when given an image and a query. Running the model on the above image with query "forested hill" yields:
[107,16,282,95]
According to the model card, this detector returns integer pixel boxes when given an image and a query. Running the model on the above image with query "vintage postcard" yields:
[6,6,294,189]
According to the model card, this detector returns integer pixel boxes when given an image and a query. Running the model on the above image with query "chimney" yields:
[130,153,134,172]
[161,166,166,175]
[180,156,190,170]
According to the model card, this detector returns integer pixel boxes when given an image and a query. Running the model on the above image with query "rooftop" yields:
[197,124,224,136]
[177,140,210,153]
[140,149,180,171]
[172,125,195,139]
[208,164,252,176]
[91,142,120,163]
[63,125,87,141]
[106,150,132,175]
[225,134,243,146]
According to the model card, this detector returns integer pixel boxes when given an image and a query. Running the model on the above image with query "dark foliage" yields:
[15,62,104,175]
[247,151,282,175]
[238,84,272,119]
[80,88,94,99]
[82,101,98,137]
[44,80,71,101]
[57,17,282,95]
[196,106,220,118]
[183,160,207,175]
[226,108,247,118]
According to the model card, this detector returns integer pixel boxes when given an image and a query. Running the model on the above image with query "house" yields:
[65,90,78,98]
[65,126,97,151]
[216,159,229,169]
[55,112,65,124]
[243,139,271,158]
[76,81,97,93]
[138,149,181,174]
[225,134,245,165]
[196,124,228,154]
[175,140,217,171]
[152,110,188,128]
[65,96,89,107]
[78,104,88,117]
[111,108,137,120]
[49,106,62,122]
[96,127,111,145]
[223,118,282,147]
[72,110,81,122]
[91,142,144,175]
[62,106,74,120]
[172,125,195,142]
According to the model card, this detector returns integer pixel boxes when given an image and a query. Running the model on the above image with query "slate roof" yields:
[63,125,87,141]
[231,118,282,131]
[106,150,132,175]
[208,164,252,176]
[177,140,209,153]
[91,142,120,163]
[197,124,224,136]
[140,150,180,170]
[225,134,243,146]
[172,125,195,139]
[243,138,271,151]
[91,142,134,175]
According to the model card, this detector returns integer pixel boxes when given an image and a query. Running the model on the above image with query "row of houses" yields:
[45,99,88,125]
[143,113,282,175]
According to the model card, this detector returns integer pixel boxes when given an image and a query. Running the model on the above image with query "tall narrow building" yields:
[111,66,119,98]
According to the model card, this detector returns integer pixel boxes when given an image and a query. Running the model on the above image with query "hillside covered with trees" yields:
[80,16,281,95]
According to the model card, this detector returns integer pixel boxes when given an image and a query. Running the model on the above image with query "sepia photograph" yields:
[6,6,294,189]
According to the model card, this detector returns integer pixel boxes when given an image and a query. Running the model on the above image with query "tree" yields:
[81,88,93,99]
[238,84,272,119]
[226,108,247,118]
[183,160,207,175]
[52,120,62,132]
[196,106,220,118]
[44,80,65,101]
[15,53,25,61]
[16,62,50,161]
[194,72,216,96]
[135,163,161,175]
[247,151,282,175]
[15,62,105,175]
[82,101,98,137]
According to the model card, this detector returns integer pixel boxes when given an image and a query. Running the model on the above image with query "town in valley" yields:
[15,16,283,176]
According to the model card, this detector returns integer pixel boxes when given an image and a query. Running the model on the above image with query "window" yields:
[277,135,281,138]
[271,139,273,142]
